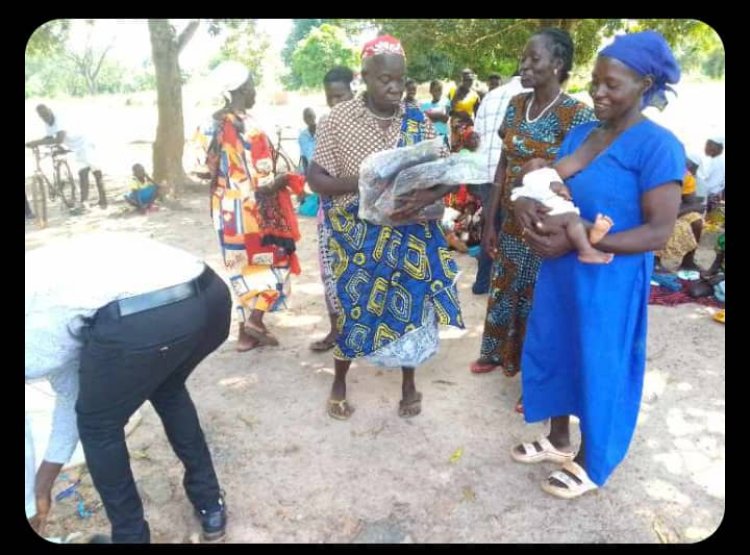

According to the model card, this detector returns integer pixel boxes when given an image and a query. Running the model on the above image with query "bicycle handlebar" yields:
[27,144,73,157]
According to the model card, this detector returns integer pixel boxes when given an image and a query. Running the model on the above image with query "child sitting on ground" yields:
[124,163,159,213]
[443,130,482,253]
[513,157,614,264]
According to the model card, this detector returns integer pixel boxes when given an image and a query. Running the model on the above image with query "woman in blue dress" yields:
[509,31,685,498]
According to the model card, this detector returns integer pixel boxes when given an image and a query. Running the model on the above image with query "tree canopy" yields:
[290,24,359,89]
[327,18,724,82]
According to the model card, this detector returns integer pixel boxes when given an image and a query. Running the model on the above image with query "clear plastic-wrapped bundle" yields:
[392,153,486,196]
[362,138,445,181]
[359,149,487,226]
[358,139,444,226]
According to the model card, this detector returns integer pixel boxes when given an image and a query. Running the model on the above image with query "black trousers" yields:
[75,267,231,543]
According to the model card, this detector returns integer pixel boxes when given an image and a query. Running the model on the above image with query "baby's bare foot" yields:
[589,214,614,244]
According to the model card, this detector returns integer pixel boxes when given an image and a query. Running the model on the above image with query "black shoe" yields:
[197,495,226,542]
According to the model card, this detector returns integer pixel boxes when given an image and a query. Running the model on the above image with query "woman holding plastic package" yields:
[307,34,464,421]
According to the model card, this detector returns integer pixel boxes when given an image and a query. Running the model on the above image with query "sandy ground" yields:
[25,85,724,544]
[24,194,725,544]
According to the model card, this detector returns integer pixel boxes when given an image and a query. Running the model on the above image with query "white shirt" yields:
[697,153,725,196]
[473,77,530,183]
[45,113,89,153]
[25,233,204,517]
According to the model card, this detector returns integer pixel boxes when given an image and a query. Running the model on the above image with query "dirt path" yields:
[25,190,724,544]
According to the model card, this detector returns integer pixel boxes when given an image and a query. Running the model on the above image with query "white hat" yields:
[708,133,724,147]
[210,61,250,98]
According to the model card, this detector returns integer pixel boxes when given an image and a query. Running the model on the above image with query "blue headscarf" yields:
[599,30,680,111]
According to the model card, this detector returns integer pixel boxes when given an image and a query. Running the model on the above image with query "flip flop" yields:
[511,436,575,464]
[398,392,423,418]
[470,360,499,374]
[327,399,355,420]
[310,337,337,352]
[243,323,279,347]
[713,309,725,324]
[541,461,598,499]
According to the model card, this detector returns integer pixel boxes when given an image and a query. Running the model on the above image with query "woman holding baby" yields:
[511,31,684,498]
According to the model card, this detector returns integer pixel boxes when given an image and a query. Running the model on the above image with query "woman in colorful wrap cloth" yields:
[207,61,304,352]
[308,35,464,420]
[471,29,596,415]
[511,31,684,498]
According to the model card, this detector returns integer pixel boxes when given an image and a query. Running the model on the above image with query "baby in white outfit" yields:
[511,158,614,264]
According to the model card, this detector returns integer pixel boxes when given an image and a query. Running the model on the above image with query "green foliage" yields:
[406,51,455,84]
[353,19,724,82]
[210,20,270,85]
[290,24,359,89]
[282,19,325,67]
[282,19,336,89]
[25,19,69,56]
[25,52,156,98]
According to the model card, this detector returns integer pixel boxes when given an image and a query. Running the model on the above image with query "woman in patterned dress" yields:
[308,35,464,420]
[207,62,303,352]
[470,29,596,414]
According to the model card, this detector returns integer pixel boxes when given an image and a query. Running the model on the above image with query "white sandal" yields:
[541,461,598,499]
[511,436,575,464]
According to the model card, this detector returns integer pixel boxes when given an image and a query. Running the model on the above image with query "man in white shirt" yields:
[697,134,725,212]
[26,233,231,543]
[26,104,108,209]
[469,72,529,294]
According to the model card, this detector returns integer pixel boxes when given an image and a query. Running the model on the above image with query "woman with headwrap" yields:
[206,61,304,351]
[308,35,464,421]
[510,31,684,498]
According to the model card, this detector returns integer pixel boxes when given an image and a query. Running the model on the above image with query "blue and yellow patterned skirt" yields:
[322,198,464,366]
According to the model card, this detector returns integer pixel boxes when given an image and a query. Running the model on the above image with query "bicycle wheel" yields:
[273,149,296,175]
[30,175,48,228]
[55,160,77,208]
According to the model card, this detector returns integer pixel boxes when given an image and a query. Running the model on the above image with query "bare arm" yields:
[26,131,64,148]
[425,110,449,123]
[307,161,358,196]
[593,182,681,253]
[391,185,452,222]
[528,182,681,257]
[480,151,509,258]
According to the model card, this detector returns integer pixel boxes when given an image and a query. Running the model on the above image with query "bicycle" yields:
[27,145,78,227]
[270,125,301,175]
[191,125,302,183]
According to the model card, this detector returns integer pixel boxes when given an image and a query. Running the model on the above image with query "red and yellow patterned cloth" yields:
[208,111,303,315]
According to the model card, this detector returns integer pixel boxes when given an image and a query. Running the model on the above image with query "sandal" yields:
[310,337,337,352]
[470,360,500,374]
[327,398,355,421]
[541,461,598,499]
[511,436,575,464]
[242,322,279,347]
[398,392,423,418]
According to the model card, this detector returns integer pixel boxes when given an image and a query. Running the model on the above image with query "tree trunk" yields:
[148,19,188,196]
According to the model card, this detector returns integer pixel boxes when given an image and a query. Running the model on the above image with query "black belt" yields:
[101,266,213,319]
